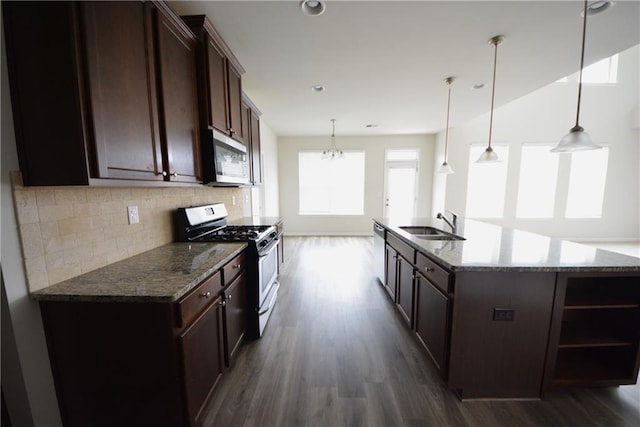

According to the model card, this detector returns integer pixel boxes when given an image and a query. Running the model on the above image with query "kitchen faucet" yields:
[436,210,458,234]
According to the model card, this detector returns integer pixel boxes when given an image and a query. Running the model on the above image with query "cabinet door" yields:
[240,101,251,147]
[179,298,224,426]
[226,62,244,142]
[154,7,201,183]
[415,274,451,375]
[384,245,397,301]
[223,272,247,366]
[81,1,164,181]
[206,39,229,134]
[249,109,262,184]
[396,256,414,327]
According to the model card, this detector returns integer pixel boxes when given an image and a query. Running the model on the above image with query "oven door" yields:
[257,239,279,306]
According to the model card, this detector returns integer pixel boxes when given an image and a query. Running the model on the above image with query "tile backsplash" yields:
[10,171,249,292]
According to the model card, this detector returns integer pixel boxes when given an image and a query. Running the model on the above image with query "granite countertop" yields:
[229,216,283,227]
[374,218,640,273]
[32,242,247,303]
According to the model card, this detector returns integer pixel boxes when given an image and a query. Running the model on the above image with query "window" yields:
[565,147,609,218]
[298,151,365,215]
[465,145,509,218]
[555,54,619,84]
[516,145,559,218]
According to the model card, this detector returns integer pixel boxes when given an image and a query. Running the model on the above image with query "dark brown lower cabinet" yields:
[179,299,225,426]
[414,274,451,377]
[396,255,414,327]
[38,269,234,427]
[223,272,247,366]
[384,244,398,301]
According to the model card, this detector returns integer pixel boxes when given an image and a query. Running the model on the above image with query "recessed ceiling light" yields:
[311,85,325,92]
[473,83,486,90]
[300,0,326,16]
[584,0,613,16]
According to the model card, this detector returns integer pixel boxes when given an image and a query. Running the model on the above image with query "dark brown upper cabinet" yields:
[181,15,247,145]
[3,1,201,186]
[242,95,263,185]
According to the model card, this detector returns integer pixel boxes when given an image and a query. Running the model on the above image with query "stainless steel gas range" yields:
[175,203,279,338]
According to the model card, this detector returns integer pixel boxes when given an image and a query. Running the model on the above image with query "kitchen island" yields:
[374,217,640,399]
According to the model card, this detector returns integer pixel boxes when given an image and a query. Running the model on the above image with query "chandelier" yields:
[322,119,343,159]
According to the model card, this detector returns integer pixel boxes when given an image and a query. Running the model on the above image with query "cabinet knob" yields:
[201,291,211,298]
[227,295,232,300]
[233,264,241,269]
[159,171,168,177]
[425,267,435,272]
[171,172,178,177]
[229,128,235,135]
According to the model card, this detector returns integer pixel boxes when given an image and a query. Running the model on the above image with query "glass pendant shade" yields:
[551,0,602,153]
[437,161,454,174]
[551,125,601,153]
[476,146,499,163]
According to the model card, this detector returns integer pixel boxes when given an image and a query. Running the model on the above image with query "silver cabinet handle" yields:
[158,171,168,177]
[425,267,435,272]
[201,291,211,298]
[171,172,178,177]
[233,264,241,269]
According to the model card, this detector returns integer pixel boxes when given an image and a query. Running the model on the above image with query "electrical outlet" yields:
[232,196,236,206]
[127,205,139,225]
[493,308,515,321]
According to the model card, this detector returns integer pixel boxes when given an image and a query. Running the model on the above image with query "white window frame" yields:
[298,150,366,216]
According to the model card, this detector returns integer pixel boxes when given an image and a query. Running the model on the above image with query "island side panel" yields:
[448,271,557,399]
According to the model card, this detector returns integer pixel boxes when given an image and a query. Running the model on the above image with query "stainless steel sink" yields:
[399,226,465,241]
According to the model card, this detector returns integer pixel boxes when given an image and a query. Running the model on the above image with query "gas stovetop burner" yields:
[216,225,271,240]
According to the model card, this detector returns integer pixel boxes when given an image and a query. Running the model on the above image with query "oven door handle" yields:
[258,281,279,315]
[258,239,279,257]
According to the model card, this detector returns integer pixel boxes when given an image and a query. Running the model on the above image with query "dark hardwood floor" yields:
[202,236,640,426]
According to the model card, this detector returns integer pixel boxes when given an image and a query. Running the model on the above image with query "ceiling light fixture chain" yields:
[551,0,602,153]
[574,0,588,129]
[322,118,343,160]
[438,76,455,174]
[476,35,504,163]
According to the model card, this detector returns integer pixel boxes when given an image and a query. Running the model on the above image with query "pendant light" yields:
[438,77,455,174]
[476,35,504,163]
[321,119,343,159]
[551,0,602,153]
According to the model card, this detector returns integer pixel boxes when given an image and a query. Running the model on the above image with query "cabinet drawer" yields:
[416,252,451,294]
[223,251,246,285]
[176,271,222,328]
[387,233,415,263]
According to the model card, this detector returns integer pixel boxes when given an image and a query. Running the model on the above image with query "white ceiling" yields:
[169,1,640,137]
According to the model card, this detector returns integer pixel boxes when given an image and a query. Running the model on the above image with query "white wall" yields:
[259,120,280,217]
[432,45,640,242]
[279,134,435,235]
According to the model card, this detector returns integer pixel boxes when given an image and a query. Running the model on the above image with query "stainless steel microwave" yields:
[201,127,249,186]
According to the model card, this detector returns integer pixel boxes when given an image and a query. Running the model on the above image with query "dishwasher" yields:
[373,222,386,285]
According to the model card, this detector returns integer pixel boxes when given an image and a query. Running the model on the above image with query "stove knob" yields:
[259,240,267,247]
[270,232,277,239]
